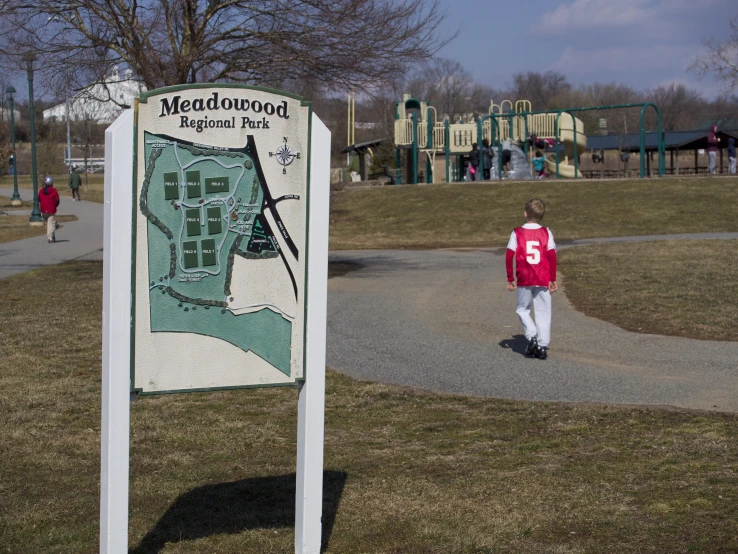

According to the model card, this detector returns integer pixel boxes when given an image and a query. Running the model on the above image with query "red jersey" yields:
[506,224,557,287]
[38,185,60,214]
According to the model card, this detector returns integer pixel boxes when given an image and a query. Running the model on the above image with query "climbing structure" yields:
[394,95,587,183]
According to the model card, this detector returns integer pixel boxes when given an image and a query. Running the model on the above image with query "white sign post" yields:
[100,88,330,553]
[295,116,330,554]
[100,109,134,553]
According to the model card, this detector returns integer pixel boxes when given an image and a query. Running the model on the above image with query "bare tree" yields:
[72,100,109,189]
[510,71,571,110]
[646,83,704,131]
[402,58,472,118]
[690,15,738,92]
[0,0,453,96]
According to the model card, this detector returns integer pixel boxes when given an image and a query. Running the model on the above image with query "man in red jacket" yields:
[38,176,60,243]
[506,198,557,360]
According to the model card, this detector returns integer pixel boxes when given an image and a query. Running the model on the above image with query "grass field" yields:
[559,240,738,342]
[2,261,738,554]
[0,194,34,210]
[0,174,105,204]
[0,214,78,243]
[329,176,738,249]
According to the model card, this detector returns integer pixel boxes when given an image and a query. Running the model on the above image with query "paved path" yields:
[2,190,737,412]
[0,188,103,280]
[327,244,738,413]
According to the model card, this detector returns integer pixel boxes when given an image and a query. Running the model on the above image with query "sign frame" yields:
[101,89,330,554]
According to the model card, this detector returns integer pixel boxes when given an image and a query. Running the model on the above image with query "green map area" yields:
[140,132,291,375]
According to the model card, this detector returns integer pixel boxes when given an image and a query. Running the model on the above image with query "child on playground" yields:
[506,198,557,359]
[532,151,546,179]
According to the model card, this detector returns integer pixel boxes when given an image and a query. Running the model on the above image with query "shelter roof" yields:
[586,129,738,152]
[342,138,387,154]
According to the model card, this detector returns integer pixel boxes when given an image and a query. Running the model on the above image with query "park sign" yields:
[102,87,329,553]
[132,85,312,394]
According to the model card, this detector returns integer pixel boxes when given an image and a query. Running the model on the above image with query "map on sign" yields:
[133,85,311,394]
[140,132,300,377]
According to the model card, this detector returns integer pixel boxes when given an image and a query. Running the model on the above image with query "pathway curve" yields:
[0,188,103,280]
[2,192,736,413]
[327,240,738,413]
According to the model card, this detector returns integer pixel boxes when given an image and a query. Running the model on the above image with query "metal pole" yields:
[27,57,43,224]
[6,87,21,205]
[411,112,418,185]
[445,119,450,183]
[66,95,72,171]
[554,116,561,179]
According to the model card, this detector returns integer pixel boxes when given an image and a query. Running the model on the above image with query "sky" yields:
[4,0,735,104]
[434,0,736,98]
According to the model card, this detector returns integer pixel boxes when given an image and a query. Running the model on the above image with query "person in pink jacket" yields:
[38,176,60,243]
[707,125,720,174]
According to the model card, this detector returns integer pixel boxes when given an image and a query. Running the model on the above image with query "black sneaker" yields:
[524,336,538,357]
[536,346,548,360]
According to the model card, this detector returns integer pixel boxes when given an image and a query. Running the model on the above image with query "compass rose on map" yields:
[269,137,301,174]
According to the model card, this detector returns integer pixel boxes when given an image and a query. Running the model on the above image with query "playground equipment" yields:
[393,95,665,183]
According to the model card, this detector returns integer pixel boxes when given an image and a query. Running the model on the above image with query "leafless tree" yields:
[645,83,704,131]
[0,0,453,96]
[510,71,571,110]
[690,15,738,92]
[402,58,472,118]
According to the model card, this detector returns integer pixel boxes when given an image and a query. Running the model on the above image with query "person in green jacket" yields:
[69,165,82,201]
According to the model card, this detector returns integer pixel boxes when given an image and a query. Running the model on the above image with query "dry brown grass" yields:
[0,194,34,210]
[329,177,738,250]
[0,174,105,204]
[560,240,738,341]
[2,262,738,553]
[0,214,77,243]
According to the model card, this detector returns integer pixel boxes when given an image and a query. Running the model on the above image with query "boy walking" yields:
[506,198,557,359]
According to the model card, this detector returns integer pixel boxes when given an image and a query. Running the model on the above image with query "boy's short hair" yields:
[525,198,545,222]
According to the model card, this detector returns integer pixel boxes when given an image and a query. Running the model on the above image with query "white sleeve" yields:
[507,231,517,251]
[547,228,556,250]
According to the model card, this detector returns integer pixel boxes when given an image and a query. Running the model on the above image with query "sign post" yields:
[101,109,133,554]
[101,86,330,553]
[295,116,330,554]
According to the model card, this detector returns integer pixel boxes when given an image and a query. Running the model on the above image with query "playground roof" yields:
[342,138,387,154]
[586,129,738,152]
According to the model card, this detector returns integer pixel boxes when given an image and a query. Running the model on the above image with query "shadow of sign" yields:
[130,470,347,553]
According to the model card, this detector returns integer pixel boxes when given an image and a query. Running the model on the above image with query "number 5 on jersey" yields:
[526,240,540,264]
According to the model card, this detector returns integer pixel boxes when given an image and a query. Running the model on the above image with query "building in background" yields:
[0,108,21,123]
[43,68,146,124]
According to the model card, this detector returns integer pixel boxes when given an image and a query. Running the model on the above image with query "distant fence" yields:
[66,158,105,173]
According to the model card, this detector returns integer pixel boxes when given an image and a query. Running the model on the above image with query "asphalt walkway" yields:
[2,187,737,412]
[0,187,103,280]
[327,243,738,413]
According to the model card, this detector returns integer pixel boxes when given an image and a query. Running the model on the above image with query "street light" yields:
[5,85,21,206]
[25,54,43,225]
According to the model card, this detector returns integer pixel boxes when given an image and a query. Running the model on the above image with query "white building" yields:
[0,108,21,123]
[43,68,146,124]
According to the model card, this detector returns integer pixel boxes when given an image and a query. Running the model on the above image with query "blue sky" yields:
[435,0,736,97]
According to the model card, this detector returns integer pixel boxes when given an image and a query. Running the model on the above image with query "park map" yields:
[139,132,299,376]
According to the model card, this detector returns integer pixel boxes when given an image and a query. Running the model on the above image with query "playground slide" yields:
[545,157,582,178]
[544,112,586,178]
[507,145,533,180]
[487,145,532,179]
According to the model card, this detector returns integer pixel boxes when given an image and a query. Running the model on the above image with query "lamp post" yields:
[25,55,43,225]
[6,85,21,206]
